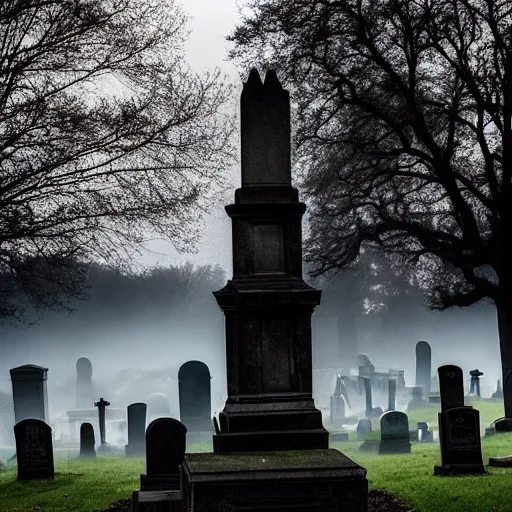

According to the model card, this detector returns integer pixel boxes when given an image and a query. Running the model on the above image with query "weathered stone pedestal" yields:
[181,449,367,512]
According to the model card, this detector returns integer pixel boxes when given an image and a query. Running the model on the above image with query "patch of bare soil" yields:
[96,490,414,512]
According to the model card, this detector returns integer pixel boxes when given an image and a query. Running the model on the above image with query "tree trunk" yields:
[497,299,512,418]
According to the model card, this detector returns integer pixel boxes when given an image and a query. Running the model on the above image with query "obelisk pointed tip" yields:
[244,68,263,88]
[263,69,282,89]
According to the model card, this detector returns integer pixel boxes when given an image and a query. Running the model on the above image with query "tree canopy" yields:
[0,0,234,318]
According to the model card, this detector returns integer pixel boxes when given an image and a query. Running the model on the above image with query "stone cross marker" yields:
[126,402,147,457]
[415,341,431,398]
[469,369,483,396]
[79,422,96,459]
[437,365,464,413]
[140,417,187,492]
[94,397,110,447]
[379,411,411,454]
[14,419,54,480]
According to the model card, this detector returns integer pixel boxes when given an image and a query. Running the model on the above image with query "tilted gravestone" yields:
[379,411,411,454]
[126,403,147,457]
[434,365,485,475]
[79,422,96,459]
[140,417,187,491]
[178,361,211,433]
[14,419,54,480]
[415,341,431,398]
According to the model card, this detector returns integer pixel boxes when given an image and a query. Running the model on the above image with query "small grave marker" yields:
[378,411,411,454]
[79,422,96,459]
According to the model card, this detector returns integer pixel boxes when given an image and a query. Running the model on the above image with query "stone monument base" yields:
[213,428,329,453]
[131,490,181,512]
[181,449,368,512]
[378,440,411,455]
[140,473,180,492]
[434,464,486,476]
[489,455,512,468]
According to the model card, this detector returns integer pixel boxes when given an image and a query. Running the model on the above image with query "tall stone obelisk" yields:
[212,68,328,452]
[180,69,367,512]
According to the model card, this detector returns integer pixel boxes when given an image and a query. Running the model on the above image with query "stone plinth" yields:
[181,449,367,512]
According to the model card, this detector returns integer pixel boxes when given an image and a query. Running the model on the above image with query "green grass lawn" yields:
[0,401,509,512]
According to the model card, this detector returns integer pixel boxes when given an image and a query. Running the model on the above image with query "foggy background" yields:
[0,0,503,424]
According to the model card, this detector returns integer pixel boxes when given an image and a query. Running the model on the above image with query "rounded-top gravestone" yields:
[76,357,94,408]
[178,360,211,432]
[145,417,187,476]
[14,418,54,480]
[356,418,372,441]
[437,364,464,413]
[79,422,96,459]
[415,341,431,398]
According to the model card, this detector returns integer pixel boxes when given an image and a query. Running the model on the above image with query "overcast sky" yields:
[137,0,243,272]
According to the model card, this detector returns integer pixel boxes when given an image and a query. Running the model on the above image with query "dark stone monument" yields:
[14,419,54,480]
[140,417,187,492]
[94,397,110,447]
[76,357,94,408]
[126,402,147,457]
[363,378,373,418]
[10,365,49,424]
[180,69,367,512]
[415,341,431,399]
[469,369,483,396]
[356,418,372,441]
[434,365,485,475]
[330,374,347,425]
[492,370,512,432]
[387,379,396,411]
[79,422,96,459]
[178,361,212,433]
[378,411,411,454]
[438,365,464,413]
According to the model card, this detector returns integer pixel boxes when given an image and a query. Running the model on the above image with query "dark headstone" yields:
[437,365,464,413]
[14,419,54,480]
[126,403,147,457]
[356,418,372,441]
[379,411,411,454]
[492,416,512,432]
[10,365,49,424]
[178,361,212,433]
[434,407,485,475]
[79,422,96,459]
[504,369,512,419]
[415,341,431,398]
[140,417,187,491]
[387,379,396,411]
[76,358,94,408]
